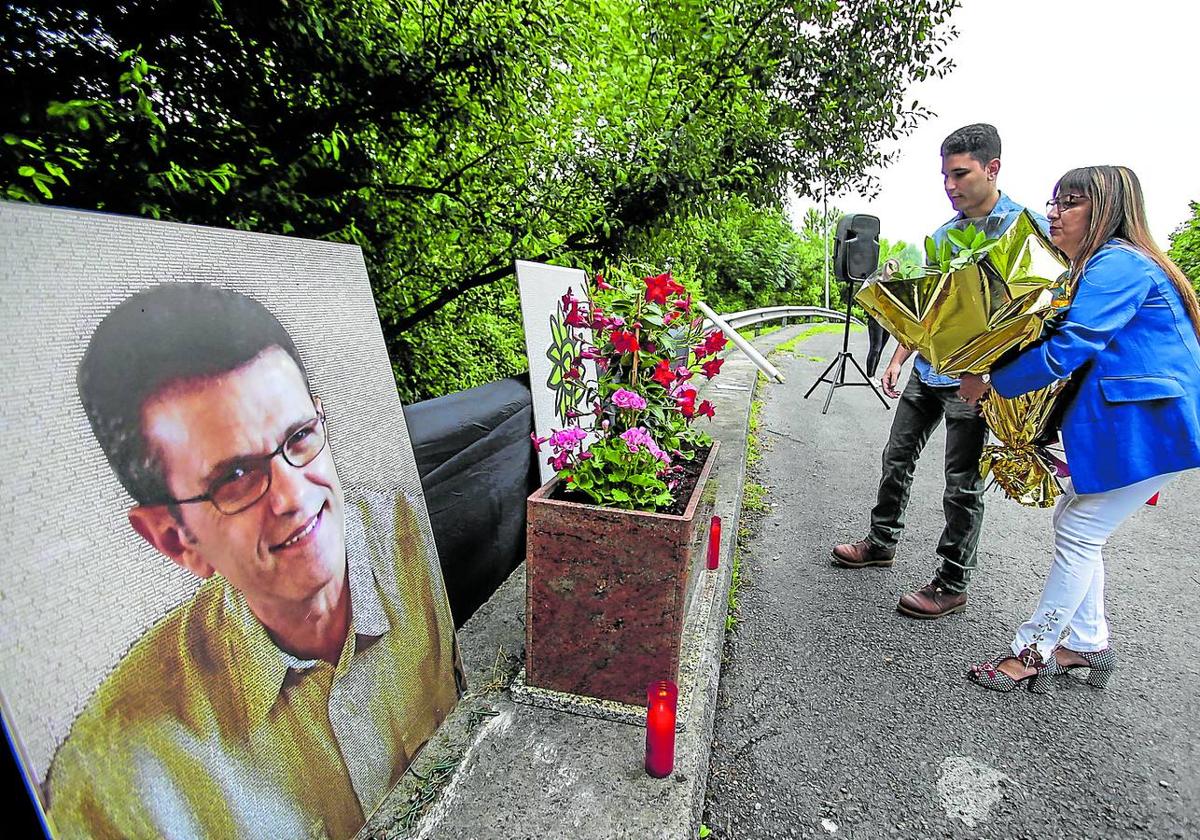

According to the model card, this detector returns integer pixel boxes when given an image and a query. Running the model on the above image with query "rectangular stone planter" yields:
[525,442,720,706]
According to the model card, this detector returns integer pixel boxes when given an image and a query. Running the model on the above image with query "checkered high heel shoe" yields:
[1054,647,1116,689]
[966,646,1055,694]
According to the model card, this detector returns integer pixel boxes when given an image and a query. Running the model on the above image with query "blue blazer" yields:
[991,241,1200,494]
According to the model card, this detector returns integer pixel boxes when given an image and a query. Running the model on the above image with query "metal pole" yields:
[822,187,830,311]
[696,301,785,384]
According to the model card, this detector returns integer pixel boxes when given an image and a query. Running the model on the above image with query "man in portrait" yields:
[46,282,461,840]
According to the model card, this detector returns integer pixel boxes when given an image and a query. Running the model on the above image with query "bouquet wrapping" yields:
[855,211,1073,507]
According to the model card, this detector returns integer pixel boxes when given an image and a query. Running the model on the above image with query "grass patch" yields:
[746,399,764,469]
[775,321,863,355]
[741,481,767,513]
[728,393,769,633]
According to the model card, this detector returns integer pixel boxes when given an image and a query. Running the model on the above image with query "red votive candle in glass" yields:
[645,679,678,778]
[707,515,722,570]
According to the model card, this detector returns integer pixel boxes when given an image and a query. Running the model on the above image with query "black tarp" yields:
[403,374,540,627]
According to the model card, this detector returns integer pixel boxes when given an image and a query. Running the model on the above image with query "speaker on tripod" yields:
[803,213,891,414]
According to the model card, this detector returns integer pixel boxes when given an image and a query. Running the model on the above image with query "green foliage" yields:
[1169,200,1200,292]
[4,0,960,400]
[891,223,997,279]
[534,266,723,511]
[567,437,675,510]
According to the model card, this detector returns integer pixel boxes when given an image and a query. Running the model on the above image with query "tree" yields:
[3,0,960,400]
[1169,200,1200,291]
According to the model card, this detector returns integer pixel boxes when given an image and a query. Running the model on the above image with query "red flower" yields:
[701,357,724,379]
[676,388,697,418]
[644,272,686,305]
[675,295,692,312]
[595,272,613,290]
[697,400,715,419]
[564,300,589,328]
[695,329,728,358]
[611,330,640,354]
[652,358,675,389]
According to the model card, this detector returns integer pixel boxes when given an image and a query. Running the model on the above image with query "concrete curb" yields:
[359,326,805,840]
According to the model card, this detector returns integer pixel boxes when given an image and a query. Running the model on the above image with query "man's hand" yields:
[880,361,903,399]
[957,372,991,407]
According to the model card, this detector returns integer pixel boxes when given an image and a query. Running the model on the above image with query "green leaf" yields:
[946,228,970,249]
[924,236,938,263]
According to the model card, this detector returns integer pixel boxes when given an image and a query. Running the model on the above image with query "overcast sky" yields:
[791,0,1199,249]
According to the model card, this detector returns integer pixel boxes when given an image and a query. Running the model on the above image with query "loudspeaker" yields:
[834,214,881,284]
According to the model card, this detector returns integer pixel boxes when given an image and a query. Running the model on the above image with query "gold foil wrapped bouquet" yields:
[855,210,1072,507]
[978,380,1070,508]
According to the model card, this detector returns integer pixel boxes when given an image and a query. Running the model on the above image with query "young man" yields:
[831,123,1049,619]
[48,283,461,840]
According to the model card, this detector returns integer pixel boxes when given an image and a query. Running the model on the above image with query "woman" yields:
[957,165,1200,693]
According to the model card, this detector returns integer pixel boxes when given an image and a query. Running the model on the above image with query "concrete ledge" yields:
[359,330,800,840]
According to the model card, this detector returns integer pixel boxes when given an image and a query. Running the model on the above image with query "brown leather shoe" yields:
[831,539,895,568]
[897,579,968,619]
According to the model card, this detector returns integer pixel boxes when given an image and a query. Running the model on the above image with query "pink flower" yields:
[549,426,588,449]
[595,272,613,290]
[612,388,647,410]
[531,432,548,452]
[619,427,671,465]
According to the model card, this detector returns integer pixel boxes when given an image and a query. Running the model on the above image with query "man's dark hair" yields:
[78,282,310,505]
[940,123,1001,167]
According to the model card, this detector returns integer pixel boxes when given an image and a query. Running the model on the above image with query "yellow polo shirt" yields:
[46,490,461,840]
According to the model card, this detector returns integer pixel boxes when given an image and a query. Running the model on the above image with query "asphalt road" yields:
[703,328,1200,840]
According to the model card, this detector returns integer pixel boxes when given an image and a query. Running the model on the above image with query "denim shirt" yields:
[912,193,1050,387]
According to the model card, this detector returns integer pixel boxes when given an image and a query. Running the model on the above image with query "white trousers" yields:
[1011,471,1180,659]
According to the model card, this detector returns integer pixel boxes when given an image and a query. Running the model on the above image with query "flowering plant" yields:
[531,266,728,511]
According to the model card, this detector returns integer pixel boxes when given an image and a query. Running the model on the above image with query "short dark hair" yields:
[78,282,310,505]
[940,123,1001,167]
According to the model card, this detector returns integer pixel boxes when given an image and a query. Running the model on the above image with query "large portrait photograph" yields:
[0,203,462,839]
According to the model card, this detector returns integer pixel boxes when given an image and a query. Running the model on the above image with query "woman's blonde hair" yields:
[1055,165,1200,338]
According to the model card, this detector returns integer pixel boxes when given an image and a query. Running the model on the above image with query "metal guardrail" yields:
[714,305,866,331]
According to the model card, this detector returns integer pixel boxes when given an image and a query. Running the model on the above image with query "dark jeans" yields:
[867,369,988,593]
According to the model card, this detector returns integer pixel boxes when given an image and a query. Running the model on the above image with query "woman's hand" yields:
[957,372,991,407]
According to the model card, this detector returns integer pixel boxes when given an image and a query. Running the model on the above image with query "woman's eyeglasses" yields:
[1046,194,1089,214]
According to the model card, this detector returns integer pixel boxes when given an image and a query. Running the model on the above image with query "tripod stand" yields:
[802,287,891,414]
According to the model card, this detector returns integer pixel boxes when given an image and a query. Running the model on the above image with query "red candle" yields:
[707,515,722,570]
[645,680,678,778]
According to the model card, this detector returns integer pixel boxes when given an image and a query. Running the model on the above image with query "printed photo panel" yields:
[0,203,462,840]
